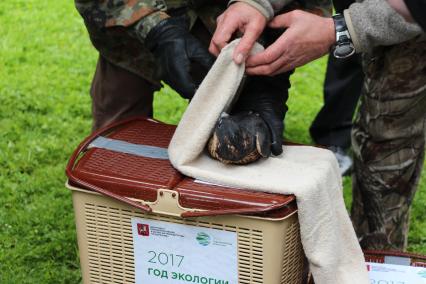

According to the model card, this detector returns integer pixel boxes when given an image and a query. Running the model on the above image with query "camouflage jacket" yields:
[75,0,331,84]
[75,0,228,84]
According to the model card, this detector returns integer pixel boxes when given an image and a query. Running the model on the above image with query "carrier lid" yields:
[66,117,296,218]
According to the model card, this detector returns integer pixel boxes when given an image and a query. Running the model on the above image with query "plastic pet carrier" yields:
[66,117,306,284]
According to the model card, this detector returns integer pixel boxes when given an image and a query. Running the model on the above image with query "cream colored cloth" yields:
[168,40,369,284]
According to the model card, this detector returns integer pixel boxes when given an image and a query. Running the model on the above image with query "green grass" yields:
[0,0,424,283]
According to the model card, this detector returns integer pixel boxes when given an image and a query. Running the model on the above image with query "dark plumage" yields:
[207,111,272,165]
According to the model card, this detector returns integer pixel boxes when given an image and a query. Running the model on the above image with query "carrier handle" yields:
[180,202,289,218]
[66,117,153,213]
[363,250,426,262]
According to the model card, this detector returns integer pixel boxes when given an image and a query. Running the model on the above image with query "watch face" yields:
[334,44,355,58]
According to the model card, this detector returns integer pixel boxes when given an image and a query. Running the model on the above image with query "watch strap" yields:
[332,14,355,58]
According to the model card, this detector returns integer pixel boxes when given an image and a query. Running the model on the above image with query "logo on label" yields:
[196,232,211,246]
[137,224,150,236]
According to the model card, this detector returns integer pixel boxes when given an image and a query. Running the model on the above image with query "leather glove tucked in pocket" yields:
[146,16,215,99]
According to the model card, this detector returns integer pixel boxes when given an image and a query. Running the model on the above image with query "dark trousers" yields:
[309,54,363,149]
[309,0,362,149]
[90,56,159,131]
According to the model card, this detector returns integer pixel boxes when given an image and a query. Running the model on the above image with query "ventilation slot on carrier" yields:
[280,222,304,284]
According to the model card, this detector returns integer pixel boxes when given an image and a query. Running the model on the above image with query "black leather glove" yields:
[146,16,215,99]
[232,74,291,156]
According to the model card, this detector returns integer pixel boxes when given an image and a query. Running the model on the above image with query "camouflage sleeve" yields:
[344,0,423,53]
[75,0,169,31]
[134,11,170,41]
[75,0,173,42]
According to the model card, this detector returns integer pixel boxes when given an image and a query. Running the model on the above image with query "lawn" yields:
[0,0,425,283]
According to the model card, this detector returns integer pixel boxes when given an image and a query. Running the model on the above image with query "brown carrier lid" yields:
[66,117,296,218]
[69,119,181,203]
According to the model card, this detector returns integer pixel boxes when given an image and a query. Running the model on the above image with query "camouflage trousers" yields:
[351,37,426,250]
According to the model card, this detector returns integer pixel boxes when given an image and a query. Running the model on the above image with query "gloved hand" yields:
[146,16,215,99]
[232,74,290,156]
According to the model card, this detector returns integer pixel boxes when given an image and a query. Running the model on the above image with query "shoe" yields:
[327,146,353,176]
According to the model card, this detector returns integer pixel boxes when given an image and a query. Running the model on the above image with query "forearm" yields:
[387,0,414,22]
[344,0,422,53]
[228,0,294,20]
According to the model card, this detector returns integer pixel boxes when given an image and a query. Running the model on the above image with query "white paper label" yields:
[367,262,426,284]
[132,217,238,284]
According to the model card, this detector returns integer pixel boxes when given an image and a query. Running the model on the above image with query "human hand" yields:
[146,16,214,99]
[246,10,335,76]
[209,3,267,64]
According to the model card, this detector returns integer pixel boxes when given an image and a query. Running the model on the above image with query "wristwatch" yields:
[332,14,355,59]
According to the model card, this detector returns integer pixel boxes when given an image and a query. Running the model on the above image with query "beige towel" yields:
[168,40,369,284]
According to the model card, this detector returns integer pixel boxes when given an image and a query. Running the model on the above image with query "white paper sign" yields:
[367,262,426,284]
[132,217,238,284]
